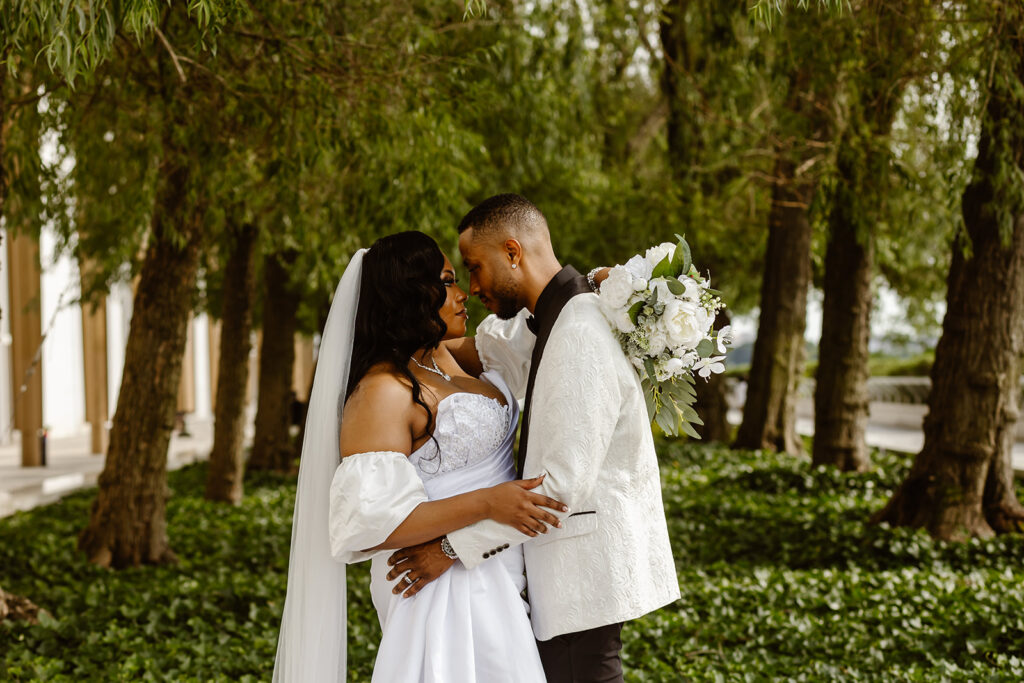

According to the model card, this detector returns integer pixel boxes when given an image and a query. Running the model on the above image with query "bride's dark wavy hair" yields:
[346,231,448,442]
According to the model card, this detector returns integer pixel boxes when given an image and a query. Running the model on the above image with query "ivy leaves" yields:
[2,446,1023,680]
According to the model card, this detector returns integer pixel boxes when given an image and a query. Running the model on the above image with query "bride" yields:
[273,231,565,682]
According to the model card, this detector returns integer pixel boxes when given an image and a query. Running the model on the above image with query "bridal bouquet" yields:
[598,236,731,438]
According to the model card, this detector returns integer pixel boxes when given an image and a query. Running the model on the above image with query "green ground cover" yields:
[2,444,1023,681]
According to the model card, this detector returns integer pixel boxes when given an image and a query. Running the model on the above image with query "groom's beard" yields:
[487,277,521,320]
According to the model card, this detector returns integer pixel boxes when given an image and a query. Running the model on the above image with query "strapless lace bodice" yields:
[409,392,512,480]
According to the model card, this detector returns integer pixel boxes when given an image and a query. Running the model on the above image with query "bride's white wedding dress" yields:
[364,369,545,682]
[272,249,543,682]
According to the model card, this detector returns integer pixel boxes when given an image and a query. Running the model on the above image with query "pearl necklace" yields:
[411,354,451,381]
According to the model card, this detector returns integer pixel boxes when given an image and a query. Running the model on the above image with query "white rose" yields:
[679,275,701,301]
[599,266,635,310]
[662,298,706,349]
[624,254,653,281]
[644,242,676,269]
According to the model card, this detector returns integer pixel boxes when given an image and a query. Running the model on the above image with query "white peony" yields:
[662,298,708,349]
[644,242,676,269]
[624,254,653,281]
[599,266,635,310]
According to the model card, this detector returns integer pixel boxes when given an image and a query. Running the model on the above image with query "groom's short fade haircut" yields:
[457,193,549,241]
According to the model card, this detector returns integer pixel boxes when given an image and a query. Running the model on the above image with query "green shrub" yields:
[2,445,1023,681]
[803,353,936,379]
[867,352,935,378]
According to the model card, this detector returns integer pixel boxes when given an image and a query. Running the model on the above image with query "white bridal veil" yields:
[273,249,366,683]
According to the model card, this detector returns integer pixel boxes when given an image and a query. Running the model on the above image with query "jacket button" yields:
[502,544,510,549]
[482,552,489,559]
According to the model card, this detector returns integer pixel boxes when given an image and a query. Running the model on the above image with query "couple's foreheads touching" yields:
[457,193,562,320]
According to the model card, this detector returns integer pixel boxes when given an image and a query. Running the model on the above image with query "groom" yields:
[387,194,680,681]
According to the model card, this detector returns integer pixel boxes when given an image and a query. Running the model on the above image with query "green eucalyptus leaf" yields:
[696,339,715,357]
[672,235,692,276]
[680,419,702,439]
[643,358,656,382]
[647,286,660,308]
[651,255,674,279]
[628,300,644,325]
[654,405,680,436]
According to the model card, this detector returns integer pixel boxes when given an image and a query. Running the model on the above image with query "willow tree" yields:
[812,1,935,471]
[734,10,844,454]
[0,0,186,608]
[71,2,251,567]
[238,0,495,474]
[874,0,1024,539]
[204,220,258,502]
[659,0,771,441]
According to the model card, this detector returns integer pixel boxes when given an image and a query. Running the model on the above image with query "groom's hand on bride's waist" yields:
[386,538,454,598]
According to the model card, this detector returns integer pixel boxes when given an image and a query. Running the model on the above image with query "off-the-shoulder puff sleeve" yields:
[328,451,428,564]
[475,309,536,400]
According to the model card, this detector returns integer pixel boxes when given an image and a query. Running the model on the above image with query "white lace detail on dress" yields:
[411,393,511,479]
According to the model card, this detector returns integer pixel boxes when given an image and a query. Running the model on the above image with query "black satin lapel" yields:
[516,271,591,477]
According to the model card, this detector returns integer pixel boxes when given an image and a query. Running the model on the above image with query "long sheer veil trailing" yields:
[273,249,366,682]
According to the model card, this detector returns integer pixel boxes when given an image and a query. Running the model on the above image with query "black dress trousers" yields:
[535,622,624,683]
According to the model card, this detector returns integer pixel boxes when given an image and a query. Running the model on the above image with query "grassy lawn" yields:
[2,443,1023,681]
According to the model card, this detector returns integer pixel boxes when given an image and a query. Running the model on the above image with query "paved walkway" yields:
[0,419,213,518]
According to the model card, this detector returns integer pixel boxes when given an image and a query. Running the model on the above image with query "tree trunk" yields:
[872,46,1024,538]
[248,251,300,472]
[205,223,259,503]
[812,148,874,472]
[0,585,40,624]
[78,155,202,568]
[695,310,733,442]
[733,156,813,454]
[811,1,924,472]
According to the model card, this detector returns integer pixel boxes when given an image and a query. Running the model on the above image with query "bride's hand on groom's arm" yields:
[384,477,567,598]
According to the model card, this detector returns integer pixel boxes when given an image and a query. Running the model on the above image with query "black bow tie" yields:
[526,315,539,335]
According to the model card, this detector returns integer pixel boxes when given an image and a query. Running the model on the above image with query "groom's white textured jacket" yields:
[447,293,680,641]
